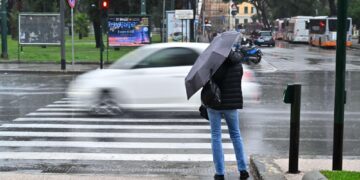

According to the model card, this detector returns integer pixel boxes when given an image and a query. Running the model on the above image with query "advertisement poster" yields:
[166,11,190,42]
[108,16,151,46]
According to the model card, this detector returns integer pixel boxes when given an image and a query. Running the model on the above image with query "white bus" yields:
[286,16,313,43]
[309,16,352,47]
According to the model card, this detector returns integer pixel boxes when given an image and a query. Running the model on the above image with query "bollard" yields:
[283,84,301,173]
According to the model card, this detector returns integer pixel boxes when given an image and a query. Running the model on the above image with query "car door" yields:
[120,47,200,110]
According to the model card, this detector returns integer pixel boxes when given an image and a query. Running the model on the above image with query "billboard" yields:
[19,14,61,45]
[108,16,151,47]
[166,11,190,42]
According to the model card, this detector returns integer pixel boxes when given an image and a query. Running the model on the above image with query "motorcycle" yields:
[234,37,263,64]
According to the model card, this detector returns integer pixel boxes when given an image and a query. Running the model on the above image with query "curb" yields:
[302,171,328,180]
[0,69,86,74]
[250,155,286,180]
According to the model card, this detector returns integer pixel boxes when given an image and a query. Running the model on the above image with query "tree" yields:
[328,0,337,16]
[75,13,90,39]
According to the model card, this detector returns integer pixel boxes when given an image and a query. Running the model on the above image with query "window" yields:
[244,7,248,14]
[251,7,254,14]
[260,31,272,36]
[328,19,351,32]
[133,48,199,68]
[309,19,326,34]
[244,19,248,24]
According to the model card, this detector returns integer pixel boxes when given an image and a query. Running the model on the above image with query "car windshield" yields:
[109,46,158,69]
[260,32,272,36]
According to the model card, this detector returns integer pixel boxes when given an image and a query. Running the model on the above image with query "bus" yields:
[308,16,352,47]
[286,16,313,43]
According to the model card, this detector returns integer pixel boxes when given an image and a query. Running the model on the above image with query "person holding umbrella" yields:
[185,31,249,180]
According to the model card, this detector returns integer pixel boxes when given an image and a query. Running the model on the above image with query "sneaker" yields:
[240,170,249,179]
[214,174,225,180]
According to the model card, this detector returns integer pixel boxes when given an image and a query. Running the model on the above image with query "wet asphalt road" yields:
[0,41,359,177]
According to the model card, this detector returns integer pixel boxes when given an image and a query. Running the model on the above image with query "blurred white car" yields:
[67,43,261,115]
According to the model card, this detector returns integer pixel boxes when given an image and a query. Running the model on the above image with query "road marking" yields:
[46,104,87,108]
[53,100,76,104]
[0,152,236,161]
[0,141,233,149]
[1,124,225,130]
[27,112,86,116]
[37,108,88,112]
[14,117,207,123]
[0,131,229,139]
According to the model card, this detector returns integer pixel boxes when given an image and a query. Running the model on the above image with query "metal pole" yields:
[288,84,301,174]
[1,0,8,59]
[333,0,348,171]
[60,0,66,70]
[182,19,184,42]
[71,8,75,65]
[141,0,146,15]
[100,12,103,69]
[162,0,166,42]
[186,19,188,42]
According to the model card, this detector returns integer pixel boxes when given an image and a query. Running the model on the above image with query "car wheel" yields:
[91,90,123,116]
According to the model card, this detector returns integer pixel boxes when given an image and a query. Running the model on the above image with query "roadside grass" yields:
[5,33,162,63]
[321,170,360,180]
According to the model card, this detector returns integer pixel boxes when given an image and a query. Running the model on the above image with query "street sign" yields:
[175,9,193,19]
[67,0,76,9]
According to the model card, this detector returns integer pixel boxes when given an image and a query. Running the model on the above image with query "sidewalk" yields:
[0,173,200,180]
[250,155,360,180]
[1,156,359,180]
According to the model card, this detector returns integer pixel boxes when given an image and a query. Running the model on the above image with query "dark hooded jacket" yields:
[201,50,244,110]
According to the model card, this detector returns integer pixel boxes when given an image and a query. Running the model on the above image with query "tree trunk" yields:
[328,0,337,16]
[93,21,101,48]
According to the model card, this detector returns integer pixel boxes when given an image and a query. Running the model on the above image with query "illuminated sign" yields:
[108,16,151,47]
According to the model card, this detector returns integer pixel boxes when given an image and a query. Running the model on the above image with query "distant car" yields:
[67,43,261,115]
[171,32,183,42]
[254,31,275,47]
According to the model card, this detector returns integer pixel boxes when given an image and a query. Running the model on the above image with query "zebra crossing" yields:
[0,98,236,162]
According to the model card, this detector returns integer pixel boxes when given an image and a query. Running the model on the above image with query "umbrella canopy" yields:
[185,31,241,99]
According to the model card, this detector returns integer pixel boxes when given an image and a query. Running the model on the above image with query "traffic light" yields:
[100,0,109,18]
[101,0,109,9]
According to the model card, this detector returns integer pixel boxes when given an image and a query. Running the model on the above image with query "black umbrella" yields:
[185,31,241,99]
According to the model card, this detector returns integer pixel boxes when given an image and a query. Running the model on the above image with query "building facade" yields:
[235,2,256,25]
[200,1,257,32]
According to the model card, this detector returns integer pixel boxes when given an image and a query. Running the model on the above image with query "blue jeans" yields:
[207,108,247,175]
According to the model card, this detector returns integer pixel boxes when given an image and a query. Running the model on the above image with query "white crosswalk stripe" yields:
[0,141,234,149]
[0,98,232,162]
[1,124,227,130]
[0,152,237,161]
[14,117,205,123]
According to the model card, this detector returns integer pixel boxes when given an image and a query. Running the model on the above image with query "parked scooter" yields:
[234,37,263,64]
